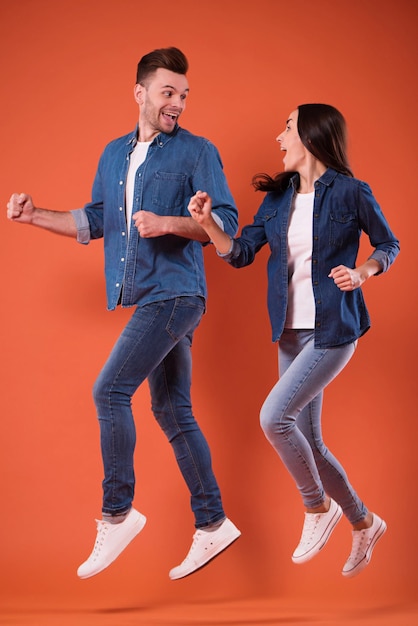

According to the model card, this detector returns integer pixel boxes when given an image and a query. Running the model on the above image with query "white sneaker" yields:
[292,498,342,564]
[169,518,241,580]
[77,508,146,579]
[342,513,387,578]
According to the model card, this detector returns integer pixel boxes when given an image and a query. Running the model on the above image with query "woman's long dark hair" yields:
[253,103,354,192]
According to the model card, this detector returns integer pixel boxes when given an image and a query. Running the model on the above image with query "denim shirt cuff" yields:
[70,208,91,244]
[217,238,239,259]
[368,250,386,274]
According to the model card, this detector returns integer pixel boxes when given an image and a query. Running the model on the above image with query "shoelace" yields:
[90,520,109,560]
[346,530,367,563]
[299,514,321,546]
[179,529,212,564]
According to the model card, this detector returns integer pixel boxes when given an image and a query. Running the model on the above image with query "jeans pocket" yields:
[165,296,204,342]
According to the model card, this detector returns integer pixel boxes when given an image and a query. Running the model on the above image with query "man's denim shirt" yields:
[224,169,400,348]
[71,125,238,310]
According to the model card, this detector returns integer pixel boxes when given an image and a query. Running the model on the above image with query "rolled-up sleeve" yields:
[358,181,400,274]
[70,208,91,245]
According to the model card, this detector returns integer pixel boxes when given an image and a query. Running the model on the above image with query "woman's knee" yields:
[260,402,293,439]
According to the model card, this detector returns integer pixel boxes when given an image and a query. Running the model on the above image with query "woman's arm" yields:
[188,191,234,253]
[328,259,381,291]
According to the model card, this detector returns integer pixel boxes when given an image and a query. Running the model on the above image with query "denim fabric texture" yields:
[225,169,400,347]
[71,125,238,311]
[260,330,367,524]
[94,296,225,527]
[70,125,237,526]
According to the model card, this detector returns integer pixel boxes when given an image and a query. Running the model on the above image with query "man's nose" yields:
[173,95,184,108]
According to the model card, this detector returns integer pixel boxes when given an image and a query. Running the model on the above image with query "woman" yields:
[188,103,399,577]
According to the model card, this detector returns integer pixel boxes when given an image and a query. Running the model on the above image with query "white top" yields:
[125,141,151,234]
[285,191,315,329]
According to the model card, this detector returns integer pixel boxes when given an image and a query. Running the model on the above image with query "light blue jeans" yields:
[92,296,225,529]
[260,329,367,525]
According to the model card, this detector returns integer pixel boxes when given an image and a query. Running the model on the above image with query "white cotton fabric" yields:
[285,191,316,329]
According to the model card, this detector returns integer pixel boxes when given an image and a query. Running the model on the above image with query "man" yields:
[7,47,240,581]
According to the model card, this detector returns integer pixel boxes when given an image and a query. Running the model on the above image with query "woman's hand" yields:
[328,265,363,291]
[188,191,213,227]
[329,259,381,291]
[188,190,234,255]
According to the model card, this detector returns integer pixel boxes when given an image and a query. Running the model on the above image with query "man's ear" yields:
[134,83,144,105]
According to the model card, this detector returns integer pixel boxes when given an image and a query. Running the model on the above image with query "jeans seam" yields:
[158,357,213,526]
[102,304,164,513]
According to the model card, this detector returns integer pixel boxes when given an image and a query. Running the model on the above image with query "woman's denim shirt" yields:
[71,126,238,310]
[224,169,400,348]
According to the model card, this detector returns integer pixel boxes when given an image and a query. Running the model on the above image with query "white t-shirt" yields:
[285,191,316,329]
[124,139,225,237]
[125,141,151,234]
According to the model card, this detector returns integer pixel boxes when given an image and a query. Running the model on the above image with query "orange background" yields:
[1,1,417,624]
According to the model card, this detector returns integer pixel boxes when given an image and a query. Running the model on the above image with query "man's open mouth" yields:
[162,112,178,121]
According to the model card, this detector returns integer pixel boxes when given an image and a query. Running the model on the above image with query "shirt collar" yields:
[316,168,339,186]
[126,124,180,148]
[289,168,339,190]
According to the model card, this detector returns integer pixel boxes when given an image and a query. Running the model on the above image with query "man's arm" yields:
[132,210,210,242]
[7,193,77,238]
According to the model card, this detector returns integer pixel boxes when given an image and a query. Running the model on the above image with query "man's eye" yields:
[163,91,172,97]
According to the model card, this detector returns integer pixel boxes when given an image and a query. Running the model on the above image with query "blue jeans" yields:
[260,329,367,525]
[93,296,225,529]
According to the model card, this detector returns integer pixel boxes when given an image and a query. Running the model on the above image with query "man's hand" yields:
[7,193,35,224]
[6,192,77,237]
[132,210,167,237]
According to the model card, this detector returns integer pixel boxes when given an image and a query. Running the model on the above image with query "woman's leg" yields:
[260,329,365,521]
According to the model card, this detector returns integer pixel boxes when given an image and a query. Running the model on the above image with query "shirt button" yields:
[121,258,125,262]
[116,283,120,287]
[119,180,124,185]
[122,231,126,236]
[119,207,123,211]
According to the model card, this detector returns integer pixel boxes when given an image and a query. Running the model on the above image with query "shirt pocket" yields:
[151,171,187,214]
[329,209,358,247]
[261,209,278,243]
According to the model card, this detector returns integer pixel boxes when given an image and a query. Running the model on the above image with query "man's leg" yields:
[148,299,240,580]
[78,298,205,578]
[148,334,225,529]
